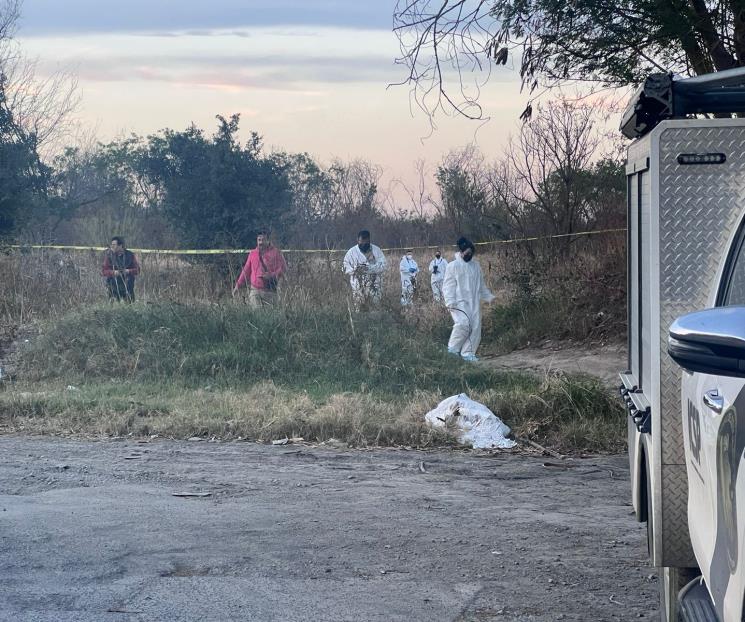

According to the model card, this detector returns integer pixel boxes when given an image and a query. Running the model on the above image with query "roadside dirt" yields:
[482,343,627,387]
[0,436,656,621]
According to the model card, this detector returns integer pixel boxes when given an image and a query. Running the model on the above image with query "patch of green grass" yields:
[1,303,625,452]
[484,275,626,353]
[19,303,523,395]
[481,296,559,352]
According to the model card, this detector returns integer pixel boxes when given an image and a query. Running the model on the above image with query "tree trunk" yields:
[656,0,712,74]
[680,34,714,75]
[729,0,745,65]
[687,0,738,70]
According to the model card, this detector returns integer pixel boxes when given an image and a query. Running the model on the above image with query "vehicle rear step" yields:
[679,577,720,622]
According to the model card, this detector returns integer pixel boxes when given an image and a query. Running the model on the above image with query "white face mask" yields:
[406,254,412,259]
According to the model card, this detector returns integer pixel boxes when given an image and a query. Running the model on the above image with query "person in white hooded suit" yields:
[442,237,495,362]
[399,250,419,306]
[428,250,447,303]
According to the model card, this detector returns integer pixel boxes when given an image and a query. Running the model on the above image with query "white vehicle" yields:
[621,68,745,621]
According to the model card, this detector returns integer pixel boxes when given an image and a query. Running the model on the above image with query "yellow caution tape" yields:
[5,244,250,255]
[474,227,627,246]
[6,228,626,256]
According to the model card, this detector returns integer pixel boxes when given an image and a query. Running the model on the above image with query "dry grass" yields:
[0,301,625,452]
[0,375,624,453]
[0,239,627,453]
[0,382,449,447]
[0,233,625,351]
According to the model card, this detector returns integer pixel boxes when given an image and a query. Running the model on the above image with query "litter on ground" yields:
[425,394,517,450]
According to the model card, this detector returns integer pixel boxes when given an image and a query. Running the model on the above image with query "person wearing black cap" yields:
[442,237,495,362]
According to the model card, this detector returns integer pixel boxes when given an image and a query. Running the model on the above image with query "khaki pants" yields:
[248,288,278,308]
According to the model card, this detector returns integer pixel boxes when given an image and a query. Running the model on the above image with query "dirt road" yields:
[483,343,627,387]
[0,436,656,621]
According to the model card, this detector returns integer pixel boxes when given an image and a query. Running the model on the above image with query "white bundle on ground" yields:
[425,394,517,449]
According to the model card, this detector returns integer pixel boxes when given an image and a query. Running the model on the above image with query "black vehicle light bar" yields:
[677,153,727,165]
[621,67,745,139]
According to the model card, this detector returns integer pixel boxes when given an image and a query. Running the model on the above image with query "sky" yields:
[16,0,527,205]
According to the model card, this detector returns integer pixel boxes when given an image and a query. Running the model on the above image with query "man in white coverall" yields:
[442,237,495,362]
[343,230,387,308]
[399,250,418,306]
[428,250,448,303]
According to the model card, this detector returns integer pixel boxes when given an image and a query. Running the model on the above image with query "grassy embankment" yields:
[0,303,624,452]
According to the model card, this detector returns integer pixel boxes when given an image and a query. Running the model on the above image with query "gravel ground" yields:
[0,436,657,621]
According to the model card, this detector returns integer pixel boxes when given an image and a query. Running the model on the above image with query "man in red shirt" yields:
[101,236,140,302]
[232,230,287,307]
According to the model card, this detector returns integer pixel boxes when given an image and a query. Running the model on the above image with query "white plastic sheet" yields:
[425,394,517,449]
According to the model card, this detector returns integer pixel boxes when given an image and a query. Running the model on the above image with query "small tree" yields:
[0,0,77,240]
[141,114,293,249]
[496,100,603,237]
[0,78,49,239]
[48,139,165,246]
[434,145,509,240]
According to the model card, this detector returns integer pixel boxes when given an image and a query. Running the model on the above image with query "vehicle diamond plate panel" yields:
[657,124,745,566]
[659,126,745,466]
[661,464,697,567]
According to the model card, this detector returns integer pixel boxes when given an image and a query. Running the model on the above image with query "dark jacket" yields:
[102,249,140,298]
[102,249,140,278]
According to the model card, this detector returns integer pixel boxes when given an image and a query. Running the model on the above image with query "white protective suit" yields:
[428,256,448,303]
[343,243,387,305]
[399,255,419,306]
[442,252,495,358]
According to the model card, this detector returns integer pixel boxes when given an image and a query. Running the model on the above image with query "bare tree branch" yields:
[392,0,744,122]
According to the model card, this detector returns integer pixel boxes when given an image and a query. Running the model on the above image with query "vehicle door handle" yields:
[703,389,724,413]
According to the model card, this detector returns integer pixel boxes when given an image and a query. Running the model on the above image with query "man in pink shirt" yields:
[232,230,287,307]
